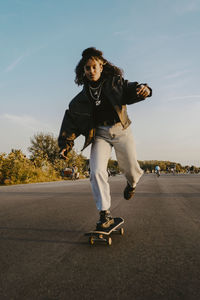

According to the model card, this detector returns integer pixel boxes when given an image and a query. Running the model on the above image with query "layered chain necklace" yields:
[89,81,104,106]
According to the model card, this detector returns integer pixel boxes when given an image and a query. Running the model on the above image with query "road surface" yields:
[0,174,200,300]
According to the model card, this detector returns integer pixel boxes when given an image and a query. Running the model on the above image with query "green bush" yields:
[0,149,61,185]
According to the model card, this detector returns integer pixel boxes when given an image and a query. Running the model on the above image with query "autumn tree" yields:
[28,133,60,164]
[28,132,88,175]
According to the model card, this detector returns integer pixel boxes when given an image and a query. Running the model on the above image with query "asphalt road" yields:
[0,174,200,300]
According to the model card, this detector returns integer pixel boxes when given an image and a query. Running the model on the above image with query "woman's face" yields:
[84,58,103,82]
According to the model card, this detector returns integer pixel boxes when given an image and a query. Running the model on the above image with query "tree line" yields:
[0,133,199,185]
[139,160,199,174]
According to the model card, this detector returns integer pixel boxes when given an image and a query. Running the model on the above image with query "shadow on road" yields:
[0,226,85,245]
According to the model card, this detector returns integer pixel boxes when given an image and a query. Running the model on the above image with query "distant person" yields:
[71,165,78,180]
[58,47,152,230]
[155,165,161,177]
[71,166,75,180]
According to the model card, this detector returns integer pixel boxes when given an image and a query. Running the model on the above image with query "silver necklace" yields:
[89,82,103,106]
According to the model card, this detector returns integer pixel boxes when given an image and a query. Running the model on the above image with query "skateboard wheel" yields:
[89,236,95,245]
[120,228,124,235]
[107,237,112,246]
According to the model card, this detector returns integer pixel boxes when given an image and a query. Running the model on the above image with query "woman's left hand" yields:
[136,84,151,98]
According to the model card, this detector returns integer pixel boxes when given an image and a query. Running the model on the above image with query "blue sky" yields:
[0,0,200,166]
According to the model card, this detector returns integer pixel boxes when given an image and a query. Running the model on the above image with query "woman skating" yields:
[58,47,152,230]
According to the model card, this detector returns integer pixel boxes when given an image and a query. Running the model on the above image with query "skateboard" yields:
[85,217,124,246]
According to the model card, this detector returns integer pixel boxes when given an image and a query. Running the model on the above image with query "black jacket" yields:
[58,75,152,152]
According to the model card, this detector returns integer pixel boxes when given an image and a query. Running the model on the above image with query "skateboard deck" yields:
[85,217,124,246]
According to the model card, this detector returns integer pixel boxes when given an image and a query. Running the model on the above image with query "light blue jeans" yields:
[89,123,143,211]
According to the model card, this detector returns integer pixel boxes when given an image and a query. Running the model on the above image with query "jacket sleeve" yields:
[58,109,80,152]
[122,79,152,105]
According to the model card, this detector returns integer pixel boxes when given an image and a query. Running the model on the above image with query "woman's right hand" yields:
[59,148,68,160]
[136,84,151,98]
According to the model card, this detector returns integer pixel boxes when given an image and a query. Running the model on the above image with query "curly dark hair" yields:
[75,47,123,85]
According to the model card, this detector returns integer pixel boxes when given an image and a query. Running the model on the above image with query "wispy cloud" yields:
[174,31,200,39]
[4,43,46,73]
[5,55,25,72]
[173,0,200,14]
[165,70,190,79]
[170,95,200,100]
[114,30,129,36]
[168,95,200,103]
[0,114,53,131]
[0,114,56,154]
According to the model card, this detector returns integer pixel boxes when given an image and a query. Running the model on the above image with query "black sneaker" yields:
[124,182,136,200]
[96,210,114,230]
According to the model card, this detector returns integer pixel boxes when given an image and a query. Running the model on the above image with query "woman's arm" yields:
[122,79,152,105]
[58,109,80,159]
